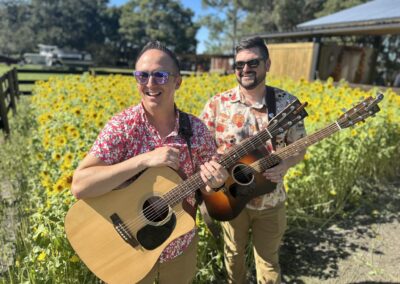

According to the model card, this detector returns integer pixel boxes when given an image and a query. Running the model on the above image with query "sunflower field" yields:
[0,73,399,283]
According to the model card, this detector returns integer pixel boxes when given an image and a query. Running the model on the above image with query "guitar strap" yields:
[178,110,194,170]
[178,110,221,239]
[265,85,277,150]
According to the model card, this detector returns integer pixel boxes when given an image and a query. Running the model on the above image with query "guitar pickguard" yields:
[136,213,176,250]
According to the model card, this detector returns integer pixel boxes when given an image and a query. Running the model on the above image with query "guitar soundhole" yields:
[143,197,169,222]
[232,164,254,185]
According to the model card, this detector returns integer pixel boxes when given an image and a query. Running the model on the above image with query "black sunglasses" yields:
[133,71,176,85]
[233,58,264,70]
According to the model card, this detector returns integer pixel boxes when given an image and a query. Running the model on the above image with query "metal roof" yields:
[255,0,400,39]
[298,0,400,28]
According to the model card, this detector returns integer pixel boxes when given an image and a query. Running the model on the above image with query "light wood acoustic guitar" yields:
[202,94,384,221]
[64,99,308,283]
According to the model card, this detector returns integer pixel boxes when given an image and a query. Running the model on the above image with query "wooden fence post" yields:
[11,68,20,99]
[0,79,10,138]
[7,69,17,116]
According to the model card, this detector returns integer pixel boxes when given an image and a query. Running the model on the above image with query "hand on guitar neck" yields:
[263,149,306,183]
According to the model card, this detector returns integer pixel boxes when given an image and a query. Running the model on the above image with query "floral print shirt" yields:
[90,103,216,262]
[200,85,306,210]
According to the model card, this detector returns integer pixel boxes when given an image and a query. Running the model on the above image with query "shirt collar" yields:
[139,102,180,138]
[230,86,266,110]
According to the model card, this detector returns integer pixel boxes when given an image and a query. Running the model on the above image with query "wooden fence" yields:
[0,68,19,138]
[16,67,195,95]
[17,67,88,95]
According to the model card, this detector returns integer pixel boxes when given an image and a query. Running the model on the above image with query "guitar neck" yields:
[219,128,274,168]
[164,128,276,206]
[253,122,341,172]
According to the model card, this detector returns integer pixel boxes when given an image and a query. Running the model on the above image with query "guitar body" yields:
[64,167,195,284]
[202,149,277,221]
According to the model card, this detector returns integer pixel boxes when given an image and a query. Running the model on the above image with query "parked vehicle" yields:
[23,44,93,67]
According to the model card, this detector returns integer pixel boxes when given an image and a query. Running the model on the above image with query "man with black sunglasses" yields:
[71,40,228,283]
[201,37,306,283]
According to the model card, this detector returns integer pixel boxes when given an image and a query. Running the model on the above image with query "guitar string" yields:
[143,106,309,222]
[232,108,374,180]
[232,123,340,180]
[93,206,192,251]
[121,108,304,231]
[120,119,290,231]
[123,104,309,230]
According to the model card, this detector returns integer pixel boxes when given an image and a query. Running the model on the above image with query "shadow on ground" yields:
[280,178,400,284]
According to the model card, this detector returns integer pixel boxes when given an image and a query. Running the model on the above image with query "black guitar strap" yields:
[265,85,277,150]
[178,110,194,170]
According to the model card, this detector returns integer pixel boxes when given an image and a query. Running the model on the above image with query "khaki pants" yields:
[139,234,198,284]
[222,203,287,284]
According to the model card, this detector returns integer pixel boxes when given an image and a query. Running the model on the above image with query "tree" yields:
[200,0,324,54]
[200,0,247,54]
[118,0,198,64]
[0,0,35,56]
[0,0,116,64]
[315,0,368,17]
[240,0,324,35]
[28,0,109,52]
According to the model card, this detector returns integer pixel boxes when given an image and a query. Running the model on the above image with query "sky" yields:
[109,0,214,54]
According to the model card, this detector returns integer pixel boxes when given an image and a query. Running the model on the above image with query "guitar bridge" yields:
[110,213,139,248]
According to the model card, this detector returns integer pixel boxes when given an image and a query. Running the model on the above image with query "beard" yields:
[236,71,265,90]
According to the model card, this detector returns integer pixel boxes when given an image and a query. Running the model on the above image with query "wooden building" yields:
[254,0,400,85]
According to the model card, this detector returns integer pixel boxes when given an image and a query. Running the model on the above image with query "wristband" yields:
[211,183,225,191]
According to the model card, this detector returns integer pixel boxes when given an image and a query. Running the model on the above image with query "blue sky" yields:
[109,0,213,54]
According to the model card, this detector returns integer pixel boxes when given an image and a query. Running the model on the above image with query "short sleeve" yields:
[89,115,128,164]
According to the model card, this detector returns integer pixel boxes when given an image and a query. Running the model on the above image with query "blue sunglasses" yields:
[133,71,176,85]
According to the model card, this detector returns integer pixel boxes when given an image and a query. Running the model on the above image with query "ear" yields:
[175,76,182,90]
[265,58,271,72]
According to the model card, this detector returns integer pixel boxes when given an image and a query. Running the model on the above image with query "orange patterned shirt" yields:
[200,85,306,209]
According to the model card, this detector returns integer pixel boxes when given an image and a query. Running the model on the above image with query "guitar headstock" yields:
[337,93,384,129]
[268,99,308,136]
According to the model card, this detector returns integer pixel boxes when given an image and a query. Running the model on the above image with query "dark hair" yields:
[135,40,181,73]
[235,36,269,60]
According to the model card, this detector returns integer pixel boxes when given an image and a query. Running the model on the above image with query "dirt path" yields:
[0,180,18,274]
[280,179,400,283]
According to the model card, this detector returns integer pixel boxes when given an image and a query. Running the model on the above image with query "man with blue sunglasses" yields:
[71,40,228,283]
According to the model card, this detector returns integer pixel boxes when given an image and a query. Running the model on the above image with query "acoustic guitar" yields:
[64,99,308,284]
[202,94,384,221]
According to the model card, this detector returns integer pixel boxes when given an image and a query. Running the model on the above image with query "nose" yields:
[242,63,252,72]
[146,75,157,87]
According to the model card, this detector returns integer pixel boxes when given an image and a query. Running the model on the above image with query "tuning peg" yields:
[268,113,275,118]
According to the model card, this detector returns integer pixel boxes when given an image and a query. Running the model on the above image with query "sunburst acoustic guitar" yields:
[64,99,308,283]
[202,94,384,221]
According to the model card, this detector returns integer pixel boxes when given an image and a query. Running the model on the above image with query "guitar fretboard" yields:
[254,122,340,172]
